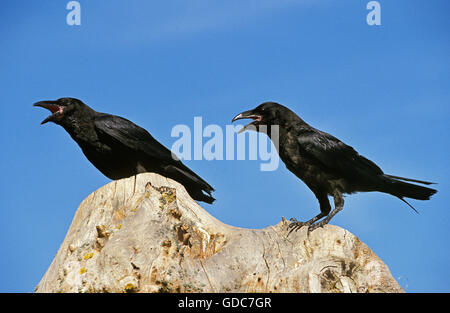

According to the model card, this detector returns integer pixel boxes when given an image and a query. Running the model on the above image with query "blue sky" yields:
[0,0,449,292]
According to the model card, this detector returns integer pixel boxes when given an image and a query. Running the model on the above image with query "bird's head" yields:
[34,97,85,125]
[231,101,293,134]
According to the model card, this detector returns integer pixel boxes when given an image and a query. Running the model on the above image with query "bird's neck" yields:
[61,111,99,146]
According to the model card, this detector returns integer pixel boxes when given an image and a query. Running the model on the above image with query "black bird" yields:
[34,97,215,203]
[232,102,437,231]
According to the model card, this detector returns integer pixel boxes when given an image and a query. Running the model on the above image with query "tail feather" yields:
[396,196,420,214]
[164,165,215,203]
[384,174,436,186]
[189,190,216,204]
[383,174,437,201]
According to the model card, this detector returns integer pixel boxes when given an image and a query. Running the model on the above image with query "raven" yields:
[232,102,437,231]
[34,97,215,203]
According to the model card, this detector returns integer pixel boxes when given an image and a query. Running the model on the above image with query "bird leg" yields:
[308,191,344,232]
[287,213,326,234]
[287,191,331,235]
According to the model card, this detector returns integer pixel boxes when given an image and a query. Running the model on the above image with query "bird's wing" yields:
[94,114,215,193]
[297,128,383,179]
[94,113,175,161]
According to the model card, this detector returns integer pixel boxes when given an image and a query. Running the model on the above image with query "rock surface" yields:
[36,173,403,293]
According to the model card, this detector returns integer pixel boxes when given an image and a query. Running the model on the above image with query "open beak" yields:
[231,109,262,134]
[34,100,64,124]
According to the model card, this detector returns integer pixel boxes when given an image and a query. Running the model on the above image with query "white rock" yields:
[35,173,403,293]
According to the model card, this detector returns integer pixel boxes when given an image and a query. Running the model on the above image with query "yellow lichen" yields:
[116,224,122,230]
[83,252,94,260]
[161,192,176,203]
[167,193,176,203]
[79,267,86,274]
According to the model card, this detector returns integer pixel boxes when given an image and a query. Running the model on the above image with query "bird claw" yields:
[287,217,330,235]
[287,218,308,235]
[307,220,327,232]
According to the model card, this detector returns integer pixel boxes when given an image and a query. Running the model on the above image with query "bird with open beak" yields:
[34,97,216,204]
[34,100,68,124]
[232,108,263,134]
[232,101,436,233]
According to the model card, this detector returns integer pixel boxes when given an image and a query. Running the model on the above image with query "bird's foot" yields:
[287,217,309,235]
[307,219,329,232]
